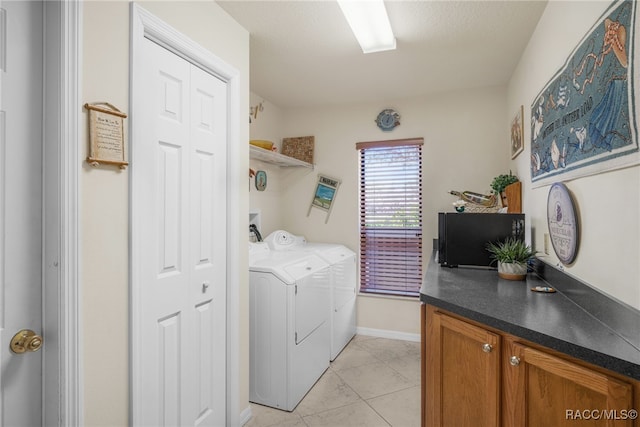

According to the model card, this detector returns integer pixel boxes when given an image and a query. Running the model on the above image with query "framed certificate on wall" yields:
[85,102,129,169]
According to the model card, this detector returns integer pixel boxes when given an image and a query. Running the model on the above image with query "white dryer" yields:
[248,242,331,411]
[265,231,357,360]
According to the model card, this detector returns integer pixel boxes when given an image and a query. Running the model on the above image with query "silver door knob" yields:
[482,343,493,353]
[510,356,521,366]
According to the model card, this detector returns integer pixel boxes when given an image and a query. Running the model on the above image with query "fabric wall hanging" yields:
[530,0,638,187]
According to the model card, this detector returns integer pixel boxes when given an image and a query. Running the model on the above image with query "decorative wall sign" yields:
[307,174,341,223]
[547,183,580,265]
[530,0,638,187]
[511,105,524,159]
[85,102,129,169]
[255,170,267,191]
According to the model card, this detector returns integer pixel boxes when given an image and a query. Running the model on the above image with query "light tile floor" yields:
[246,335,421,427]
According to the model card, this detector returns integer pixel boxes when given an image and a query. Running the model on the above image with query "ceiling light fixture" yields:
[337,0,396,54]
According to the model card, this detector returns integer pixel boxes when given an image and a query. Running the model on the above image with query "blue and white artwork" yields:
[531,0,639,186]
[312,184,336,210]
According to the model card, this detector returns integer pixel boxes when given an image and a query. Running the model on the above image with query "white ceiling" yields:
[217,0,548,109]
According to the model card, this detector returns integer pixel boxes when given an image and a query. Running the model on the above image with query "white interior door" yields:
[133,36,227,426]
[0,1,44,426]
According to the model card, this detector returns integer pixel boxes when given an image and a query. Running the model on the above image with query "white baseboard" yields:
[356,327,420,342]
[239,405,252,426]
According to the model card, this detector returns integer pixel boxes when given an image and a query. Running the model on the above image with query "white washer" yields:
[265,231,357,360]
[249,242,331,411]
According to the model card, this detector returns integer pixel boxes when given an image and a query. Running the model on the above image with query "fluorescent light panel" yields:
[337,0,396,54]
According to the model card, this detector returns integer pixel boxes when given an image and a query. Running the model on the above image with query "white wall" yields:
[508,0,640,309]
[248,86,510,335]
[249,92,288,235]
[82,2,250,425]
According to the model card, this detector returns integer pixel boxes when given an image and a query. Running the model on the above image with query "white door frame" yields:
[42,1,82,426]
[129,3,241,425]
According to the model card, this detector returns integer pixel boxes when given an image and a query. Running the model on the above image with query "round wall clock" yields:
[546,182,579,265]
[375,109,400,131]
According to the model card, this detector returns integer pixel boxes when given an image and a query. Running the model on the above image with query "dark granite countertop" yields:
[420,251,640,380]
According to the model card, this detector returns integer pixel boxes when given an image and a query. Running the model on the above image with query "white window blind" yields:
[357,138,423,297]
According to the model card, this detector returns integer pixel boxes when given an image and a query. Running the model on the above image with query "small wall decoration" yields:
[282,136,314,164]
[255,170,267,191]
[511,105,524,159]
[84,102,128,169]
[249,101,264,123]
[530,0,638,187]
[546,182,580,265]
[307,174,341,223]
[375,108,401,131]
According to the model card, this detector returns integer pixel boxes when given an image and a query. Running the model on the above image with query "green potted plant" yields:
[486,237,535,280]
[490,172,519,207]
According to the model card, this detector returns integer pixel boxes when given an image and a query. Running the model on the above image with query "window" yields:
[357,138,423,297]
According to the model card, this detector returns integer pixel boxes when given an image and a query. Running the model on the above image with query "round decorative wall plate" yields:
[546,182,579,265]
[375,109,400,131]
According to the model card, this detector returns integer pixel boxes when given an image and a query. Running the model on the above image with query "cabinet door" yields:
[426,310,501,427]
[504,342,634,427]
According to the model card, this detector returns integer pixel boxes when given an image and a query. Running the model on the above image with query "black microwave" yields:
[438,213,525,267]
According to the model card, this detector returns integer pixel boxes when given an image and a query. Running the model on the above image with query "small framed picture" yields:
[255,170,267,191]
[307,174,341,223]
[511,105,524,159]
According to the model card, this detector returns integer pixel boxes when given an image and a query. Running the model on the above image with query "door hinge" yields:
[295,285,297,295]
[295,332,298,344]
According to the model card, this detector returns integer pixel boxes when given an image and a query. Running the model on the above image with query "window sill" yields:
[357,291,420,302]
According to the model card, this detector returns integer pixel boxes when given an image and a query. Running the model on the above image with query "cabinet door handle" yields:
[482,343,493,353]
[510,356,521,366]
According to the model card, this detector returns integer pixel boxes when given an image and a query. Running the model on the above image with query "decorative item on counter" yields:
[452,199,466,213]
[450,190,496,207]
[448,190,499,213]
[486,237,536,281]
[307,174,341,223]
[282,136,314,164]
[84,102,128,169]
[490,171,519,208]
[504,181,522,213]
[530,286,556,293]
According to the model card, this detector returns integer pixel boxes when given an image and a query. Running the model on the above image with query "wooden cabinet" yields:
[422,304,639,427]
[425,306,500,427]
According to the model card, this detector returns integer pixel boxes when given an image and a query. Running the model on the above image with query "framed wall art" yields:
[307,174,341,223]
[530,0,638,187]
[255,170,267,191]
[511,105,524,159]
[84,102,129,169]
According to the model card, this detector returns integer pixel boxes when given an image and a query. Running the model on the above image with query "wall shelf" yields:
[250,145,313,169]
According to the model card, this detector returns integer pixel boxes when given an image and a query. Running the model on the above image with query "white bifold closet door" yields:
[134,37,227,427]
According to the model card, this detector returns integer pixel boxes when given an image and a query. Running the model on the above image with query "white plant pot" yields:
[497,261,527,281]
